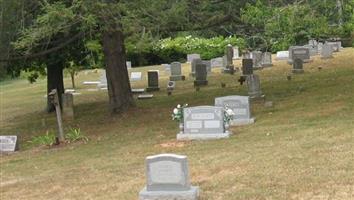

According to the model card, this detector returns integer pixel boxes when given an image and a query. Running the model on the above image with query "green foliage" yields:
[65,128,88,143]
[29,131,56,146]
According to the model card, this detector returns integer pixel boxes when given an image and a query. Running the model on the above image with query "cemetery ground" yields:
[1,48,354,200]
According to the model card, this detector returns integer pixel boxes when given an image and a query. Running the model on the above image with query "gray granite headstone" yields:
[97,70,107,89]
[242,59,253,75]
[146,70,160,91]
[246,74,264,99]
[202,60,211,74]
[261,52,273,67]
[326,42,340,52]
[303,45,318,56]
[190,58,202,77]
[210,57,223,68]
[177,106,229,140]
[0,136,18,152]
[223,44,236,74]
[170,62,184,81]
[292,58,304,73]
[309,39,318,47]
[139,154,199,200]
[288,46,311,64]
[194,63,208,86]
[187,54,201,63]
[162,64,171,75]
[62,93,74,119]
[243,52,251,59]
[321,44,333,59]
[251,51,263,69]
[215,96,255,125]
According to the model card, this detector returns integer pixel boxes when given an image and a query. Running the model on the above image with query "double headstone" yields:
[194,62,208,87]
[146,70,160,92]
[215,95,255,125]
[170,62,185,81]
[288,46,311,64]
[251,51,263,70]
[139,154,199,200]
[242,59,253,76]
[187,54,201,63]
[261,52,273,67]
[177,106,230,140]
[292,58,304,73]
[321,43,334,59]
[246,74,264,99]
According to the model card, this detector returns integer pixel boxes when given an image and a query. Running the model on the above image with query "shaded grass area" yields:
[0,48,354,199]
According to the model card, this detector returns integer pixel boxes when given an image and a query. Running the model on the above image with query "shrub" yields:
[65,128,88,143]
[29,131,56,146]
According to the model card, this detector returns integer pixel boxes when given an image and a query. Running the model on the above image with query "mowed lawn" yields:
[1,48,354,200]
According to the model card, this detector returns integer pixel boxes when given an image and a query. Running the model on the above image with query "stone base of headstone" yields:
[292,69,304,74]
[194,80,208,87]
[288,59,311,64]
[139,186,199,200]
[146,87,160,92]
[177,133,230,140]
[222,66,239,74]
[138,94,154,99]
[170,75,185,81]
[230,118,255,126]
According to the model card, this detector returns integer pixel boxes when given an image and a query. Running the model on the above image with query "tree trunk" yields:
[102,26,135,114]
[47,61,64,112]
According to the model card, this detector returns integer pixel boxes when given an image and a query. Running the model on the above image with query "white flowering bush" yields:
[171,104,188,123]
[224,106,235,123]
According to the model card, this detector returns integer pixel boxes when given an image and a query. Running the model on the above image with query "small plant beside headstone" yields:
[172,104,188,134]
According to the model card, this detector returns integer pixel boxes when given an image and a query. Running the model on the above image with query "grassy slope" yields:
[0,48,354,200]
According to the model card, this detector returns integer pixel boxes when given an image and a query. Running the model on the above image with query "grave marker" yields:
[146,70,160,92]
[139,154,199,200]
[194,62,208,87]
[246,74,264,99]
[261,52,273,67]
[0,136,18,152]
[242,59,253,75]
[187,54,201,63]
[292,58,304,73]
[177,106,230,140]
[215,95,255,125]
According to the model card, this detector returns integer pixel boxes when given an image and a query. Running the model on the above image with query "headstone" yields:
[215,96,255,125]
[210,57,223,68]
[317,42,324,53]
[170,62,185,81]
[126,61,132,69]
[222,55,227,69]
[62,93,74,120]
[139,154,199,200]
[194,62,208,86]
[223,44,236,74]
[243,52,251,59]
[162,64,171,75]
[308,39,318,47]
[83,81,100,85]
[246,74,264,99]
[261,52,273,67]
[187,54,200,63]
[321,43,334,59]
[288,46,311,64]
[326,42,340,52]
[292,58,304,73]
[303,45,318,56]
[131,88,145,93]
[97,71,107,89]
[190,58,202,77]
[130,72,142,82]
[202,60,211,74]
[177,106,230,140]
[276,51,289,60]
[251,51,263,69]
[242,59,253,75]
[233,46,241,59]
[0,136,18,152]
[146,70,160,92]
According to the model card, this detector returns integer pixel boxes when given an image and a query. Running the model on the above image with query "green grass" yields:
[1,48,354,199]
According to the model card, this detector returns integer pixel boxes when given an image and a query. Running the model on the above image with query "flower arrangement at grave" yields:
[172,104,188,134]
[223,106,235,133]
